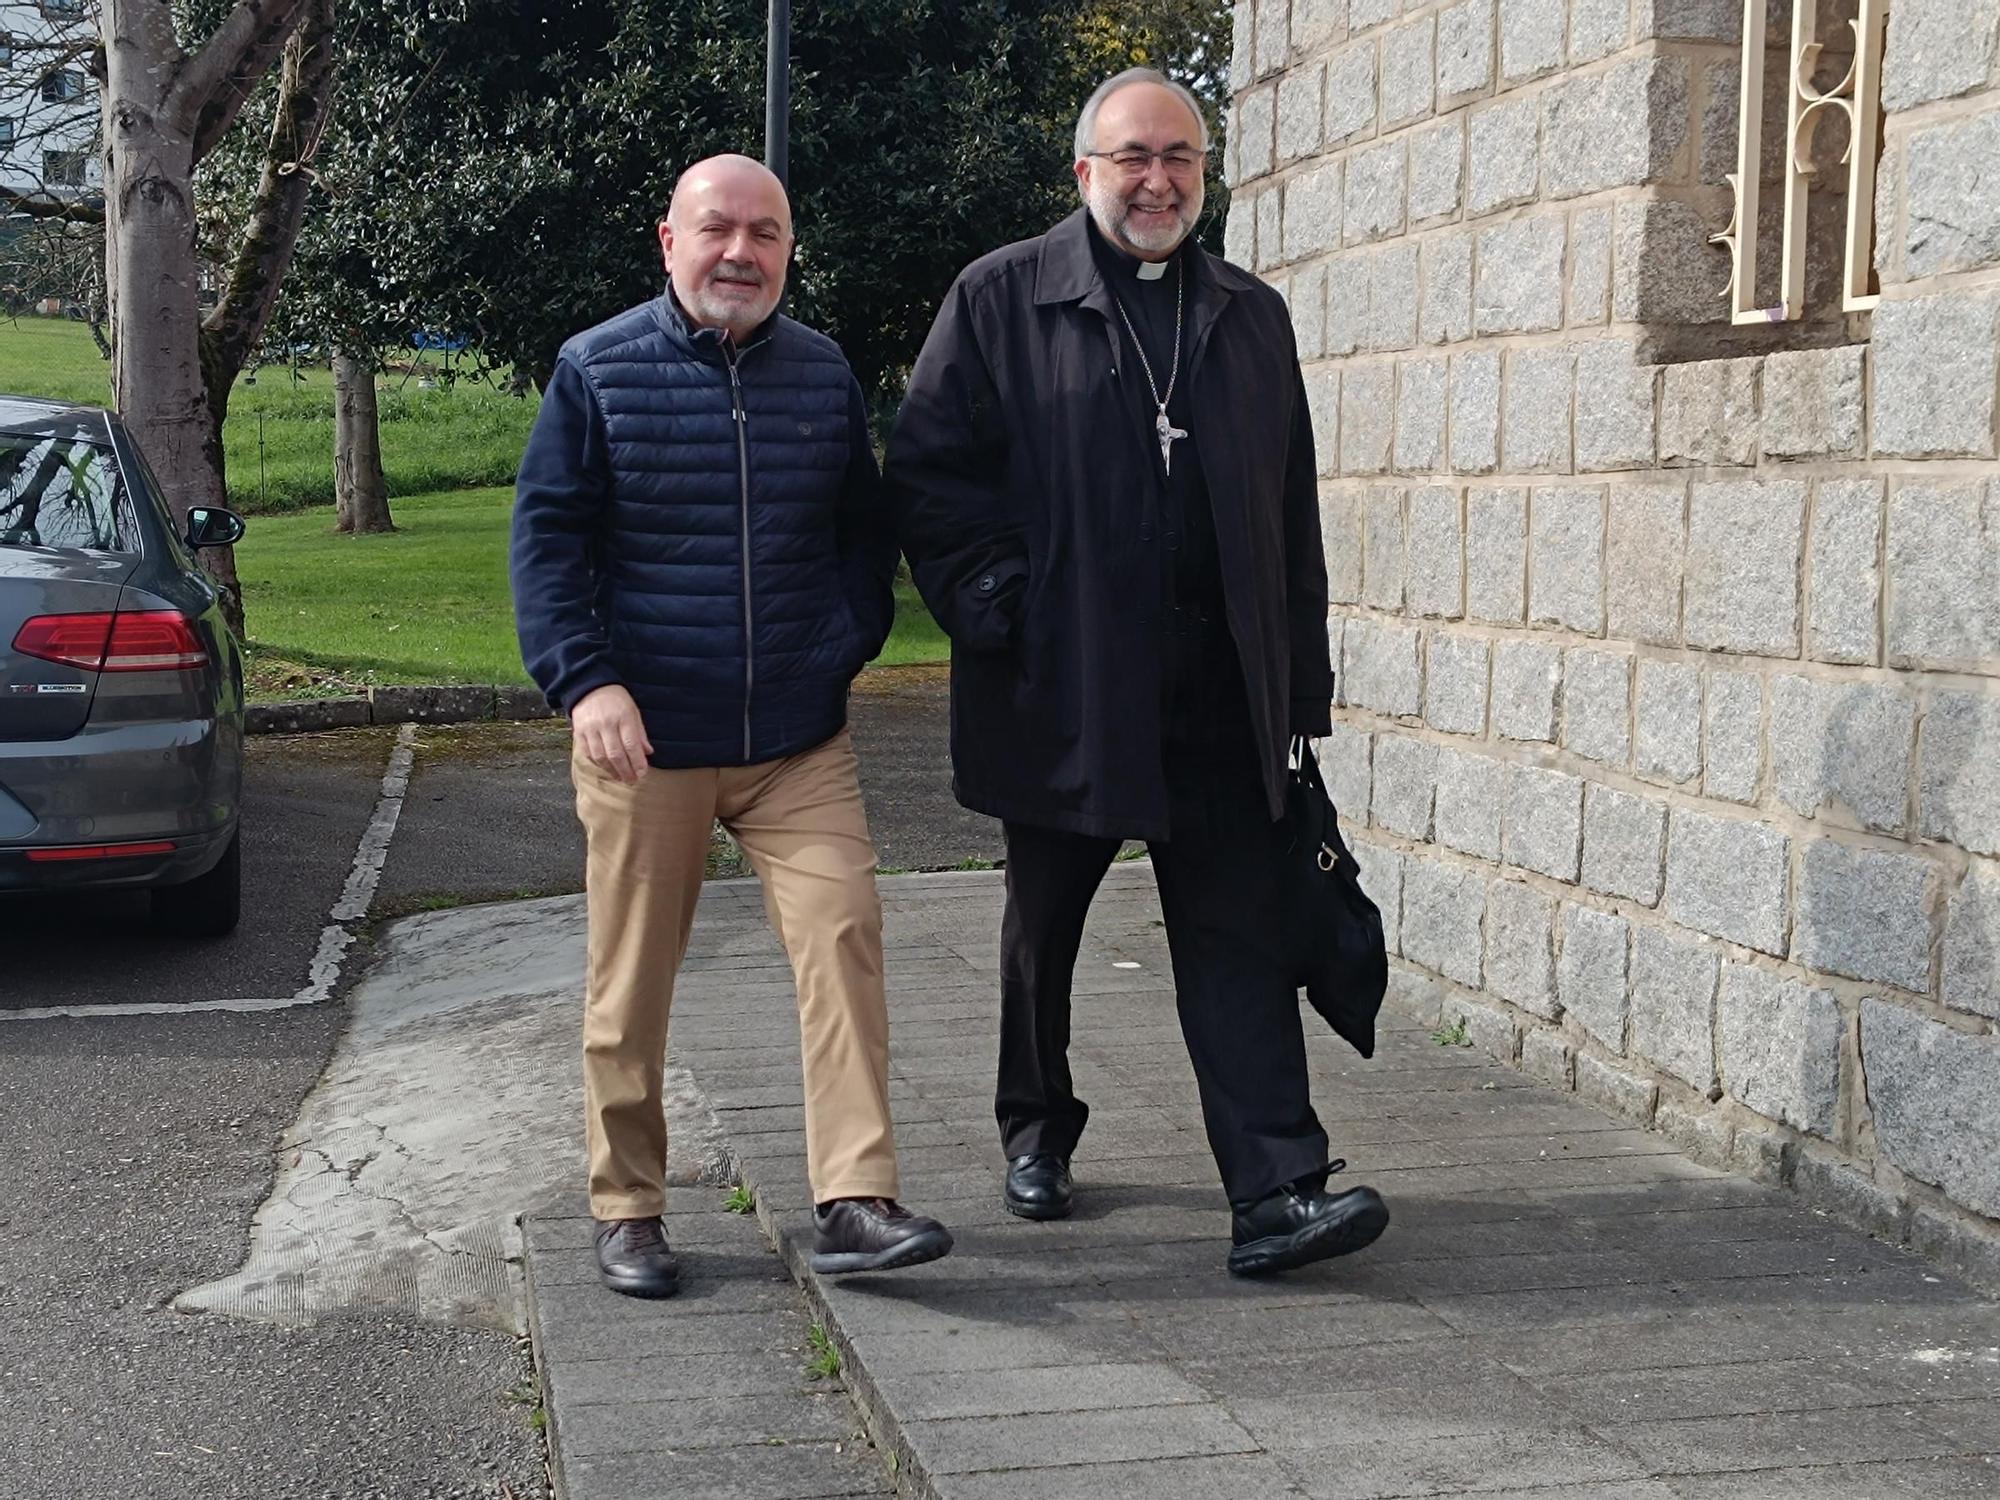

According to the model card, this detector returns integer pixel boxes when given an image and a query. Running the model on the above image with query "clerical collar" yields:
[1086,215,1186,285]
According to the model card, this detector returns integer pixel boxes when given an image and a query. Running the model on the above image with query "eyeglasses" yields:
[1085,147,1208,176]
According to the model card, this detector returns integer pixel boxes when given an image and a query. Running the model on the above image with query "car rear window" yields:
[0,432,133,554]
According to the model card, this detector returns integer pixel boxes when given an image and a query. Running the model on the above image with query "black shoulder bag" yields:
[1283,736,1388,1059]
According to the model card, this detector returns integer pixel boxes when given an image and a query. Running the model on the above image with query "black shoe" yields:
[594,1216,680,1298]
[1004,1153,1074,1220]
[1226,1162,1389,1277]
[809,1198,954,1274]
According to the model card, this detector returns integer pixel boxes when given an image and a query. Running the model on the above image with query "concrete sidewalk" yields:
[526,865,2000,1499]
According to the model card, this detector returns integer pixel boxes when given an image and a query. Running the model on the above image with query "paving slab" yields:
[634,863,2000,1499]
[559,1444,894,1500]
[1664,1456,2000,1498]
[523,1187,896,1499]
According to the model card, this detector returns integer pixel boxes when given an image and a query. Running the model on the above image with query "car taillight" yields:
[26,840,177,862]
[100,611,210,671]
[13,611,208,672]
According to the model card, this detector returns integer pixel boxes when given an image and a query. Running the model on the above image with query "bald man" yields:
[888,74,1389,1275]
[513,155,954,1298]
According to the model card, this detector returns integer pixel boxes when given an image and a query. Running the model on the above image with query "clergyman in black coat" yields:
[885,68,1390,1276]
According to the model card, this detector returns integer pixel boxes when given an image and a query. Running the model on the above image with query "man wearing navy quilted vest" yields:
[512,154,954,1299]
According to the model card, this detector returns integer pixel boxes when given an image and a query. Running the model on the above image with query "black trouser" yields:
[995,677,1331,1206]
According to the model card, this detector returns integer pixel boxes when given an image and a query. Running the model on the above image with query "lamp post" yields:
[764,0,790,187]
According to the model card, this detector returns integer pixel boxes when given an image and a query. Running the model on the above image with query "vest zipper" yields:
[724,335,768,763]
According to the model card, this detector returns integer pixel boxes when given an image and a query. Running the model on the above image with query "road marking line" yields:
[2,995,308,1021]
[328,723,416,926]
[3,722,420,1023]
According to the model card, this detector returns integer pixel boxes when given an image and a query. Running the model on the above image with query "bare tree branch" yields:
[199,0,335,408]
[165,0,315,164]
[0,186,104,224]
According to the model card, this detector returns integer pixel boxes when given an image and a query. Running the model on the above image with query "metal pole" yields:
[764,0,790,188]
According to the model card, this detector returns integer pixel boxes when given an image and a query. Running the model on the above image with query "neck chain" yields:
[1110,260,1190,476]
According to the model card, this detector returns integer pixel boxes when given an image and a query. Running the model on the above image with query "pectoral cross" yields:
[1155,407,1188,476]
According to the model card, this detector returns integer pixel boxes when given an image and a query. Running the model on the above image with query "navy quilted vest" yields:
[513,295,877,767]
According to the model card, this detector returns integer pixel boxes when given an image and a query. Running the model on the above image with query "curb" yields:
[246,684,553,734]
[518,1239,575,1500]
[518,1145,906,1500]
[735,1154,941,1500]
[518,1065,818,1500]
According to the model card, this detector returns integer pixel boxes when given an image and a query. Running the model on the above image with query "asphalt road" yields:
[0,1004,546,1500]
[372,719,588,918]
[0,728,548,1500]
[370,666,1000,909]
[0,666,990,1499]
[848,663,1004,872]
[0,730,395,1009]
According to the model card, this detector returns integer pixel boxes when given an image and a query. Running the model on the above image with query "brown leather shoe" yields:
[594,1216,680,1298]
[809,1198,954,1274]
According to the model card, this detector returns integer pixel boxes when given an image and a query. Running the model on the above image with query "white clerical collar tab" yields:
[1135,259,1168,281]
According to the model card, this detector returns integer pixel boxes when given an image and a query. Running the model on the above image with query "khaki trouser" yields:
[572,727,899,1220]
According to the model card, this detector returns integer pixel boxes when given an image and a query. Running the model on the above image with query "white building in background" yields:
[0,0,100,206]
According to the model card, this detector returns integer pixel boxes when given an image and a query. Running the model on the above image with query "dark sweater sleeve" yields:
[510,357,622,713]
[836,376,898,658]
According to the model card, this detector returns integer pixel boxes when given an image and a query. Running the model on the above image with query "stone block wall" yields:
[1227,0,2000,1282]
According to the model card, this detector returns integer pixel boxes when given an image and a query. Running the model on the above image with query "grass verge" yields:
[0,316,536,515]
[237,487,949,698]
[239,488,528,691]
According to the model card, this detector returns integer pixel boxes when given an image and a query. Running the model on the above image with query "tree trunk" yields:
[332,347,392,534]
[99,0,322,639]
[101,34,232,564]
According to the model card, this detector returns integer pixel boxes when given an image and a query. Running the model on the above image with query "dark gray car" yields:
[0,395,247,937]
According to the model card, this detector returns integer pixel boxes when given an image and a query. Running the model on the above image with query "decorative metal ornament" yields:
[1711,0,1887,323]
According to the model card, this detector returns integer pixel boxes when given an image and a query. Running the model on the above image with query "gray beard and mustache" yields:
[689,258,781,333]
[1085,179,1202,255]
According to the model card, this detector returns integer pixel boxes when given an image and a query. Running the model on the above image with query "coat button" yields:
[977,573,997,593]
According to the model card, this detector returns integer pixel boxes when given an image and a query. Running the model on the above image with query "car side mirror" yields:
[186,506,246,550]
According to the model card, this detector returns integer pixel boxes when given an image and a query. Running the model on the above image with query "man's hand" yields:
[571,684,653,784]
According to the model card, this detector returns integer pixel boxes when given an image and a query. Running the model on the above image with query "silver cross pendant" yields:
[1155,408,1188,476]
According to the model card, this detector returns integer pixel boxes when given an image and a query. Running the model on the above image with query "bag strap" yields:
[1291,734,1330,796]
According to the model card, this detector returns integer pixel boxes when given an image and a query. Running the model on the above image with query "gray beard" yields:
[1087,188,1197,257]
[689,285,778,338]
[686,257,780,337]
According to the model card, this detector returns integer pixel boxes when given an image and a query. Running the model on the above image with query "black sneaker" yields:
[594,1216,680,1298]
[809,1198,954,1274]
[1226,1162,1388,1277]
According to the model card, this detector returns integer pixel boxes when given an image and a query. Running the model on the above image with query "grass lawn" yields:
[5,317,951,694]
[0,315,537,515]
[237,487,949,698]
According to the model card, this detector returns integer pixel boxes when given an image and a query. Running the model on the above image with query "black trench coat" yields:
[884,209,1333,842]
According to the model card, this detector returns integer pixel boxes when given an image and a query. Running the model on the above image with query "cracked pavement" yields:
[174,898,724,1333]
